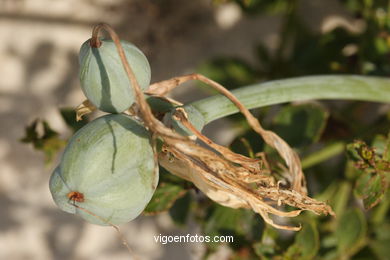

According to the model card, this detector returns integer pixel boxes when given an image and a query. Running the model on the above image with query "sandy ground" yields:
[0,0,357,259]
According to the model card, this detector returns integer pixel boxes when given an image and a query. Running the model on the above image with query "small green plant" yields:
[48,24,340,230]
[22,3,390,256]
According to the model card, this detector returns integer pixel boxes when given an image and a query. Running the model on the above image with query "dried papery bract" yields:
[75,100,96,121]
[147,74,308,194]
[90,23,335,231]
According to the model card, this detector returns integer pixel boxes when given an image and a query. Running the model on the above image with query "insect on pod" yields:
[79,39,151,113]
[49,114,158,225]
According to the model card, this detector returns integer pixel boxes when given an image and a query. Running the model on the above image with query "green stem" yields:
[301,142,346,169]
[187,75,390,126]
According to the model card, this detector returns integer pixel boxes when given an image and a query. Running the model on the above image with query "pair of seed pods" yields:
[49,38,158,225]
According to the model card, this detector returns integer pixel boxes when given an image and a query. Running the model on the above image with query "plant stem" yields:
[301,142,346,169]
[186,75,390,127]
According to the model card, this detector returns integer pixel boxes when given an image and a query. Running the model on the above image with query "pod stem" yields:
[72,203,138,259]
[90,23,105,48]
[89,23,157,128]
[90,24,163,228]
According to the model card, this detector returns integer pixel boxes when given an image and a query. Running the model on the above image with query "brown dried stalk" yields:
[147,74,308,194]
[89,23,335,231]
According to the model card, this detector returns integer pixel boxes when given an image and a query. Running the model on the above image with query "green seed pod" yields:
[49,114,158,225]
[79,39,151,113]
[163,105,205,136]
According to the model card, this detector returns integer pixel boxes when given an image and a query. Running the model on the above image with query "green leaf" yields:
[41,137,66,165]
[336,208,367,257]
[143,180,188,215]
[330,182,352,216]
[347,137,389,209]
[204,204,263,249]
[370,223,390,259]
[294,222,320,258]
[371,192,390,224]
[253,242,275,258]
[146,96,177,114]
[323,181,351,217]
[253,226,279,258]
[229,136,257,158]
[371,134,388,156]
[285,221,319,259]
[42,121,59,139]
[346,140,376,167]
[204,205,243,241]
[20,120,40,146]
[143,169,191,215]
[355,171,386,209]
[59,108,89,132]
[169,192,192,226]
[189,76,390,126]
[271,103,329,148]
[20,119,66,164]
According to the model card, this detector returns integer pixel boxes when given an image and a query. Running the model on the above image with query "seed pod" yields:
[79,39,151,113]
[49,114,158,225]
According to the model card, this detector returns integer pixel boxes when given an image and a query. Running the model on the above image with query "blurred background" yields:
[1,0,389,259]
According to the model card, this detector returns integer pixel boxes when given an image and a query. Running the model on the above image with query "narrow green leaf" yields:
[188,75,390,127]
[301,142,345,169]
[331,181,352,216]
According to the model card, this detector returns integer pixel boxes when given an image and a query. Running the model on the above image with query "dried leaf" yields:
[75,99,96,121]
[60,107,89,132]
